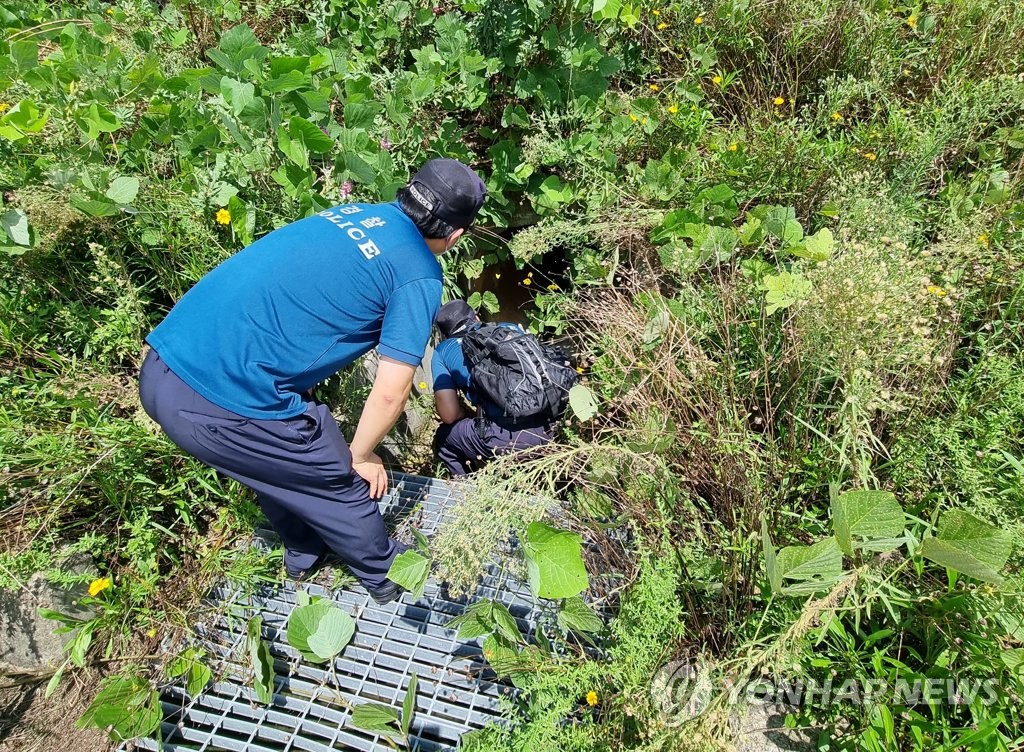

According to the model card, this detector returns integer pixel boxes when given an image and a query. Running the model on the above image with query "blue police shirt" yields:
[147,202,441,420]
[431,337,475,404]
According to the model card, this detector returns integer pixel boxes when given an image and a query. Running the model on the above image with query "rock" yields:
[0,555,95,673]
[733,702,816,752]
[357,346,437,465]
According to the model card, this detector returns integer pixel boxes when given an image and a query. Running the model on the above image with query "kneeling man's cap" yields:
[435,300,480,339]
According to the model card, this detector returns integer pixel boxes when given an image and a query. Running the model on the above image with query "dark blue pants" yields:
[434,416,553,476]
[139,348,400,589]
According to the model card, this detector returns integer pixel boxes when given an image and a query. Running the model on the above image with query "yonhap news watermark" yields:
[650,659,1001,725]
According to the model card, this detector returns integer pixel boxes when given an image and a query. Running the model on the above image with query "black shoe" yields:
[366,581,406,605]
[285,552,328,582]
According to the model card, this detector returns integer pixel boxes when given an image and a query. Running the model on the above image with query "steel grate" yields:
[124,473,542,752]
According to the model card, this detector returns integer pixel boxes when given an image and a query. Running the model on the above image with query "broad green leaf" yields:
[921,510,1011,584]
[401,672,418,737]
[791,227,835,261]
[535,175,572,212]
[0,99,49,141]
[592,0,621,21]
[1,209,31,246]
[482,633,522,677]
[350,702,402,741]
[387,550,429,599]
[488,601,523,644]
[220,76,255,116]
[105,176,140,205]
[737,215,763,246]
[247,615,275,704]
[168,649,213,697]
[556,596,603,633]
[11,40,38,73]
[1002,649,1024,677]
[698,183,736,205]
[762,516,782,593]
[763,205,803,245]
[306,607,355,661]
[74,103,120,140]
[70,195,121,217]
[684,223,738,262]
[287,601,333,661]
[446,601,493,639]
[76,672,161,741]
[777,537,843,582]
[523,522,589,600]
[832,490,905,557]
[569,384,599,421]
[643,308,670,344]
[761,271,812,315]
[290,116,333,153]
[344,101,379,131]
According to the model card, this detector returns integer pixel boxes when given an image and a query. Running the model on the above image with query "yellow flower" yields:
[926,284,946,297]
[146,628,157,638]
[586,690,599,706]
[668,104,679,114]
[651,8,660,15]
[712,74,722,84]
[547,283,559,291]
[215,208,231,225]
[523,277,532,286]
[907,14,917,27]
[831,112,843,121]
[576,367,584,374]
[0,103,8,113]
[657,21,668,29]
[88,577,111,597]
[418,381,427,390]
[977,233,990,246]
[649,83,660,91]
[863,152,877,161]
[693,15,703,24]
[106,7,114,14]
[773,96,785,106]
[494,273,501,279]
[629,113,638,122]
[728,142,738,151]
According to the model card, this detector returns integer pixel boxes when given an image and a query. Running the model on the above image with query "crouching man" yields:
[430,300,575,475]
[139,159,486,603]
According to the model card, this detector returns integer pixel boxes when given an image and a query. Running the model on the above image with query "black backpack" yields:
[461,323,577,423]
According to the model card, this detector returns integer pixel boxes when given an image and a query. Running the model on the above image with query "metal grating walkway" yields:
[126,473,541,752]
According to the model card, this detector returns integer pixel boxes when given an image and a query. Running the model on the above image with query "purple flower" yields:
[340,180,353,198]
[380,136,392,151]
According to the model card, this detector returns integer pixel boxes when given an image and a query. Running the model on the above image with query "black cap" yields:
[407,158,487,229]
[436,300,480,339]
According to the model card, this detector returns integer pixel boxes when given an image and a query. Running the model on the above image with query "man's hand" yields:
[352,452,388,499]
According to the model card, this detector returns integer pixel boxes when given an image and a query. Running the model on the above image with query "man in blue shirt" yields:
[430,301,554,475]
[139,159,486,603]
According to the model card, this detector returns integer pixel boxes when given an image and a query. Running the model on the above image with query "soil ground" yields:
[0,673,109,752]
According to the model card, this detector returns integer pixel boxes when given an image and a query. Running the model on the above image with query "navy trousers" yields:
[139,348,400,589]
[434,416,553,476]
